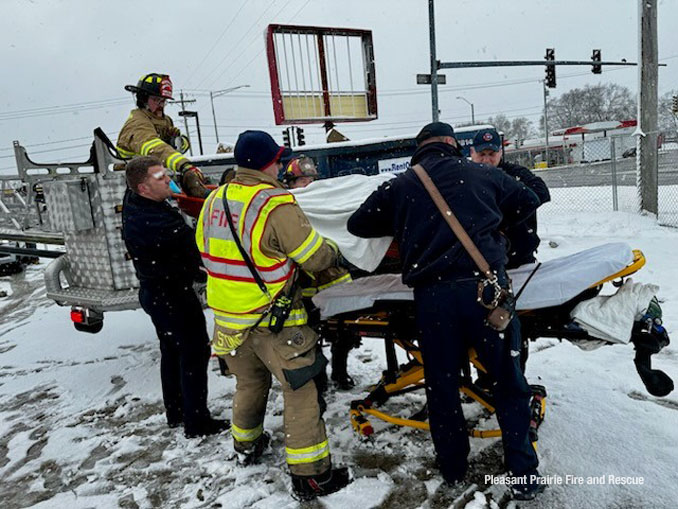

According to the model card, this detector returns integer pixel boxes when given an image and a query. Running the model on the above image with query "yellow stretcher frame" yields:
[333,249,646,440]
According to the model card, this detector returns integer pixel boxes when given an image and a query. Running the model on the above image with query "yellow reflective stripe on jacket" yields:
[285,440,330,465]
[213,307,307,331]
[232,422,263,443]
[301,272,351,298]
[318,272,352,291]
[288,229,323,264]
[301,287,318,298]
[116,145,136,158]
[140,137,165,155]
[166,152,188,172]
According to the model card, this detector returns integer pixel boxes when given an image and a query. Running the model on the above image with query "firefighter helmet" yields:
[284,156,318,183]
[124,73,174,100]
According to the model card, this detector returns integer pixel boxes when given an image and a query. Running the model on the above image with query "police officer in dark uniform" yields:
[471,128,551,375]
[347,123,545,501]
[122,155,229,438]
[470,128,551,269]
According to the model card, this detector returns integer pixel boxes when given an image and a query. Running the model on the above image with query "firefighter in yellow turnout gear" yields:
[195,130,351,501]
[118,73,210,198]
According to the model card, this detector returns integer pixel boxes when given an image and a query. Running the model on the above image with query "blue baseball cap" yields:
[473,129,501,152]
[234,130,292,170]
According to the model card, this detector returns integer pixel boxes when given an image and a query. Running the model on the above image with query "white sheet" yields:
[570,278,659,344]
[292,173,395,272]
[312,242,634,318]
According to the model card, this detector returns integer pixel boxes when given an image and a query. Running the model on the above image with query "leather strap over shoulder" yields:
[411,163,492,278]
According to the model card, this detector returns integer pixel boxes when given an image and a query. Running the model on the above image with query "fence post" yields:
[610,137,619,212]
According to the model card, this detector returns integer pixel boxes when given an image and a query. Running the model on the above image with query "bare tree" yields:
[658,90,678,131]
[540,83,636,130]
[485,114,535,143]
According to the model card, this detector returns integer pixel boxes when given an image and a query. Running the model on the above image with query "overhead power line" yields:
[221,0,313,89]
[0,99,130,122]
[0,142,93,160]
[184,0,249,88]
[0,97,129,117]
[195,0,292,89]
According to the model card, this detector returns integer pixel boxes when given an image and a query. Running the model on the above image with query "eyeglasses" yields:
[151,168,168,180]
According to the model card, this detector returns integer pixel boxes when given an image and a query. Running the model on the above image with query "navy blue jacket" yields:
[347,142,540,287]
[122,189,204,288]
[498,161,550,268]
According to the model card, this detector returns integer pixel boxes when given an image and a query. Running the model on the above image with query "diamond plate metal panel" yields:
[43,180,94,231]
[96,173,138,290]
[64,229,114,289]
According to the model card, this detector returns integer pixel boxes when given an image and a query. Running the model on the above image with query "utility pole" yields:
[428,0,439,122]
[637,0,659,215]
[177,90,196,156]
[543,81,550,166]
[178,111,204,155]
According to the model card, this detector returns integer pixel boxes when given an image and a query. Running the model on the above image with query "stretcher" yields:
[313,245,672,439]
[174,182,672,440]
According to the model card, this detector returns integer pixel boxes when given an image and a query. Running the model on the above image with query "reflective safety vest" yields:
[197,182,323,331]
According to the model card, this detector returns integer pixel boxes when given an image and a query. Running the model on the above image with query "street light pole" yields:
[456,96,475,124]
[209,84,250,144]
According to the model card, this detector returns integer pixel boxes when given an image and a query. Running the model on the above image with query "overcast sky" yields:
[1,0,676,173]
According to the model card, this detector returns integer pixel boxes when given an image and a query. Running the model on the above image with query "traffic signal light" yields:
[282,128,291,148]
[591,49,602,74]
[672,95,678,114]
[544,48,556,88]
[296,127,306,146]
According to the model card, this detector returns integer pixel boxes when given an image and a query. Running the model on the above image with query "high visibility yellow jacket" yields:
[196,168,339,332]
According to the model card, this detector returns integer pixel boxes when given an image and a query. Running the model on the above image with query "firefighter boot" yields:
[236,432,271,466]
[291,467,351,501]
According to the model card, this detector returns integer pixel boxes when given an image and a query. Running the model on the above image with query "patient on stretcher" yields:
[311,241,673,397]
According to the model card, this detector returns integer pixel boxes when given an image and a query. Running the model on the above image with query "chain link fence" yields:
[504,131,678,227]
[657,131,678,227]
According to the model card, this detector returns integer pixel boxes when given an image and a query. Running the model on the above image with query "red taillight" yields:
[71,309,86,323]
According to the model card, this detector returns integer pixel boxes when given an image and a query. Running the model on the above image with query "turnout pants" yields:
[413,276,538,483]
[225,325,330,476]
[139,284,211,433]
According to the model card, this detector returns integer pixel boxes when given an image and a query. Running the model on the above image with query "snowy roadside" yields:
[0,208,676,509]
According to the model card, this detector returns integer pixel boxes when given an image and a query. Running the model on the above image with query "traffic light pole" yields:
[428,0,439,122]
[543,81,549,165]
[173,91,196,156]
[437,59,638,69]
[428,58,639,122]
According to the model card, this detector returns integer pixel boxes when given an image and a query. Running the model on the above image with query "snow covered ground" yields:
[1,205,677,509]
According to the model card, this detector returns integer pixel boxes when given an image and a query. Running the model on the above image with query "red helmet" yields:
[124,73,173,100]
[284,156,318,182]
